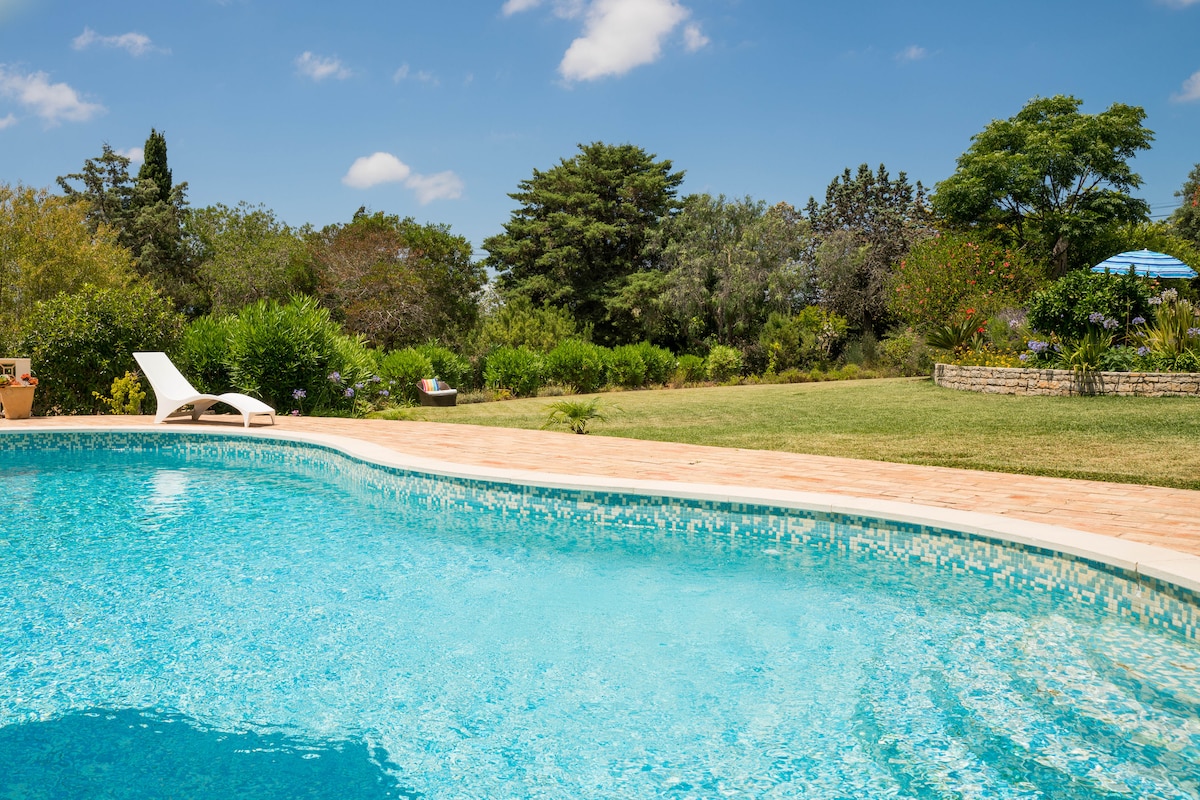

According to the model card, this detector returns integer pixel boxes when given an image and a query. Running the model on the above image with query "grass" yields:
[387,378,1200,490]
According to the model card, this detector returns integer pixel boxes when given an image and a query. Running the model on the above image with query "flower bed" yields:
[933,363,1200,397]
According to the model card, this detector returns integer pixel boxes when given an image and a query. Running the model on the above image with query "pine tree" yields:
[137,129,173,204]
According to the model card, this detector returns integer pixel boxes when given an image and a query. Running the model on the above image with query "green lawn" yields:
[399,378,1200,490]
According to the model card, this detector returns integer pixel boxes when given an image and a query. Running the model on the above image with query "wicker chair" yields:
[416,378,458,407]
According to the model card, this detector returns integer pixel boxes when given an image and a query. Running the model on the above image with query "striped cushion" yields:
[418,378,438,392]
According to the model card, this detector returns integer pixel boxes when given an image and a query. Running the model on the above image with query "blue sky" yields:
[1,0,1198,253]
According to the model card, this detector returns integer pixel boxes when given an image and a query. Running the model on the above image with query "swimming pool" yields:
[1,430,1198,798]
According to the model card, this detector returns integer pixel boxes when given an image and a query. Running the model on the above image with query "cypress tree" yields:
[137,128,173,204]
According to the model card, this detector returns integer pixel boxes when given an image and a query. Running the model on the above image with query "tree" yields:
[57,132,198,311]
[803,164,932,334]
[0,183,134,344]
[310,209,483,349]
[659,195,809,349]
[933,95,1153,276]
[1170,163,1200,246]
[185,202,314,315]
[485,142,684,344]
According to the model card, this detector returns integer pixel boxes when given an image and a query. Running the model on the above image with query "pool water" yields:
[1,438,1198,799]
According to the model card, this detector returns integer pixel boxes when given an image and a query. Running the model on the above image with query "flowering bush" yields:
[1132,290,1200,371]
[1027,269,1153,344]
[889,233,1043,331]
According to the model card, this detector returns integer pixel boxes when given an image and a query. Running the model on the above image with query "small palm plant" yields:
[542,397,612,435]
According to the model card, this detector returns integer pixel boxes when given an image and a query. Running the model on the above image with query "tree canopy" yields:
[310,208,483,350]
[932,95,1153,275]
[803,164,932,334]
[485,142,684,344]
[1171,163,1200,247]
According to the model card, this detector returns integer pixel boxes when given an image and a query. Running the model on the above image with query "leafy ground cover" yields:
[402,378,1200,490]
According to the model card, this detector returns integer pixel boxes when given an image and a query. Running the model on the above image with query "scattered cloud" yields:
[502,0,584,18]
[343,152,464,203]
[896,45,927,62]
[0,113,16,130]
[343,152,412,188]
[116,146,144,163]
[295,51,351,81]
[0,65,104,124]
[1172,69,1200,102]
[1157,0,1199,7]
[393,63,439,86]
[682,23,708,52]
[559,0,691,81]
[72,27,166,57]
[405,171,465,204]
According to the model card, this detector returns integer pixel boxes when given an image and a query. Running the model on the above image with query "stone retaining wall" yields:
[933,363,1200,397]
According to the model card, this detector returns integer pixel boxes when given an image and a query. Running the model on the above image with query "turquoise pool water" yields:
[0,432,1198,799]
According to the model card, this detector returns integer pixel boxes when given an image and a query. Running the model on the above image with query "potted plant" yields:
[0,372,38,419]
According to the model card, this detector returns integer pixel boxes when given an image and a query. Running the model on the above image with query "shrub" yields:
[760,307,850,372]
[415,343,470,390]
[1133,292,1200,368]
[607,345,647,388]
[674,354,707,383]
[93,371,147,415]
[223,295,373,412]
[889,233,1044,331]
[633,342,675,385]
[475,295,576,354]
[879,328,933,376]
[545,339,609,393]
[1028,269,1153,343]
[18,283,184,415]
[176,315,234,394]
[541,397,611,435]
[705,344,743,382]
[483,346,544,397]
[378,348,433,404]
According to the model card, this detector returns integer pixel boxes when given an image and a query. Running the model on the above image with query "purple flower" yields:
[1137,346,1150,356]
[1102,317,1118,330]
[354,382,364,390]
[328,371,342,384]
[1131,316,1146,325]
[1188,328,1200,338]
[290,409,301,417]
[1019,353,1030,362]
[1088,312,1105,324]
[1149,296,1163,306]
[371,375,382,383]
[344,387,355,398]
[292,388,307,400]
[380,389,389,397]
[1028,340,1049,353]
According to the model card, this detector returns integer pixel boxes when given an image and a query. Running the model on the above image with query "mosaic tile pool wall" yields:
[3,429,1197,642]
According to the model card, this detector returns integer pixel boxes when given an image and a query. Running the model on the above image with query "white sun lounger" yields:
[133,351,276,427]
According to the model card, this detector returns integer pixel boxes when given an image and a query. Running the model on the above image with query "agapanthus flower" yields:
[1028,340,1049,353]
[328,371,342,383]
[1188,328,1200,338]
[344,387,355,398]
[380,389,390,397]
[292,388,307,400]
[1131,316,1146,325]
[371,375,383,383]
[1102,317,1118,330]
[1149,296,1163,305]
[1019,353,1030,362]
[1137,346,1150,356]
[354,382,364,390]
[1088,312,1105,324]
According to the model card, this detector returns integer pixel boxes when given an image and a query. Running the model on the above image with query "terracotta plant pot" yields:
[0,385,35,419]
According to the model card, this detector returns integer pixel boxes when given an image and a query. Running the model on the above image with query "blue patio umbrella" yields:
[1090,249,1197,279]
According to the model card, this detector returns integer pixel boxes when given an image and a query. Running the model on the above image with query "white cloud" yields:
[0,65,104,124]
[405,171,465,204]
[116,146,144,163]
[393,63,439,86]
[559,0,690,81]
[896,45,927,62]
[502,0,583,17]
[343,152,412,188]
[502,0,542,14]
[0,113,16,130]
[295,51,351,81]
[72,27,165,57]
[392,64,409,82]
[1158,0,1199,7]
[343,152,464,203]
[1172,69,1200,102]
[682,23,708,52]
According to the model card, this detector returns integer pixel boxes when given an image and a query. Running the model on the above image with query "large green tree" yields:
[933,95,1153,276]
[310,209,483,349]
[485,142,684,344]
[57,131,197,311]
[1170,163,1200,246]
[657,195,809,349]
[185,202,314,315]
[803,164,932,334]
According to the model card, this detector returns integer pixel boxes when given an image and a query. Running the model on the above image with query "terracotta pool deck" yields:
[8,413,1200,559]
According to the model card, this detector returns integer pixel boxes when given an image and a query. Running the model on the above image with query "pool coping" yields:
[10,423,1200,596]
